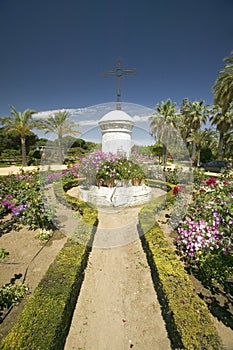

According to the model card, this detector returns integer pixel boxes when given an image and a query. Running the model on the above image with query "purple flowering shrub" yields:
[78,150,118,179]
[175,174,233,286]
[0,170,54,230]
[46,150,119,184]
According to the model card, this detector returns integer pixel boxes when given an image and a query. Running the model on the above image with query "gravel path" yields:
[64,205,171,350]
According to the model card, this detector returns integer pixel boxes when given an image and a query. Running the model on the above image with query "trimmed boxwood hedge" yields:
[139,179,175,233]
[139,199,223,349]
[0,179,98,350]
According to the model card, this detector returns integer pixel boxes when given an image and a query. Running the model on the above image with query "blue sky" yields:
[0,0,232,120]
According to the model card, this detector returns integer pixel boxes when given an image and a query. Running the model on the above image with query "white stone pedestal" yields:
[79,185,151,207]
[98,110,134,158]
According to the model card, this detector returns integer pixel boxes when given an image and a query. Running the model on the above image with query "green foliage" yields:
[0,248,9,259]
[148,142,163,157]
[212,50,233,114]
[96,159,118,180]
[0,149,21,159]
[162,166,192,185]
[54,179,97,225]
[192,167,206,188]
[0,149,21,165]
[139,179,174,233]
[27,149,42,165]
[1,106,38,166]
[200,146,213,163]
[0,170,55,229]
[197,252,233,286]
[129,162,145,181]
[36,228,53,241]
[66,138,97,161]
[0,128,21,155]
[62,177,82,191]
[163,167,179,184]
[97,157,146,182]
[0,284,28,310]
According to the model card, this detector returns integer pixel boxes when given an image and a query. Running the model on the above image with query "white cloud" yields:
[132,115,150,122]
[79,119,98,126]
[33,108,86,119]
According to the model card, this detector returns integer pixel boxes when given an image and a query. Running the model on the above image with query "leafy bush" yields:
[0,284,28,310]
[0,248,9,259]
[96,157,145,182]
[0,170,54,229]
[175,175,233,288]
[36,228,53,241]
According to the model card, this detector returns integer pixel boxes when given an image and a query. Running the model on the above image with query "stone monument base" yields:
[79,184,151,207]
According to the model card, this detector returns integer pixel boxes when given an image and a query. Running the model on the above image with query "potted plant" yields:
[96,160,117,187]
[114,158,133,186]
[131,164,145,186]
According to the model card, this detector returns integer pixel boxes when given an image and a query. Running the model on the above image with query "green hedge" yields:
[0,180,98,350]
[139,179,175,234]
[139,212,223,349]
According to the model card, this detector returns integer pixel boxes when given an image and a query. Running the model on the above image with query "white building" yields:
[98,109,134,158]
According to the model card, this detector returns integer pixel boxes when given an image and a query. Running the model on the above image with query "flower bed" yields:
[175,173,233,292]
[46,150,147,188]
[0,170,54,230]
[139,204,223,349]
[0,179,98,350]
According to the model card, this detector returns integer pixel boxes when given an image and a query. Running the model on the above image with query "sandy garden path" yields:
[64,204,171,350]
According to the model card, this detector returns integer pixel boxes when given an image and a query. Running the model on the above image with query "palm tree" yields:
[0,105,37,166]
[149,99,178,165]
[37,110,80,164]
[224,130,233,159]
[180,100,207,159]
[186,128,215,166]
[210,103,233,159]
[212,50,233,114]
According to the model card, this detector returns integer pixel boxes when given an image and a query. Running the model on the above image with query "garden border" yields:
[0,176,224,349]
[0,179,98,350]
[139,179,223,350]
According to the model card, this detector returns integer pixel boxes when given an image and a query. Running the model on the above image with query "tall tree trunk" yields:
[191,141,196,161]
[196,147,201,167]
[58,136,63,164]
[21,136,27,166]
[162,144,167,166]
[217,131,224,160]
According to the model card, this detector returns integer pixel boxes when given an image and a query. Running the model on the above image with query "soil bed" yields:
[0,222,67,341]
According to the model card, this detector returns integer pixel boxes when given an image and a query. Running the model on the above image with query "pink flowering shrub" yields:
[0,170,54,229]
[175,175,233,286]
[78,150,118,179]
[46,150,119,184]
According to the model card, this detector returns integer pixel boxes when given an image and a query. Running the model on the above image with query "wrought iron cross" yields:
[103,59,137,110]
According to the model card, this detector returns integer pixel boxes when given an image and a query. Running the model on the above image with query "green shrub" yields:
[139,179,174,233]
[0,248,9,259]
[0,171,54,229]
[0,284,28,310]
[0,240,89,350]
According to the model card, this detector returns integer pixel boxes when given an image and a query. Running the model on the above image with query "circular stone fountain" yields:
[79,183,151,208]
